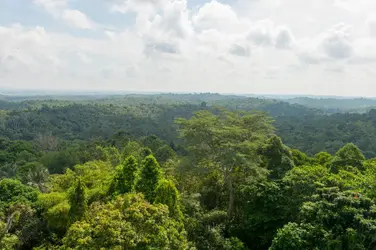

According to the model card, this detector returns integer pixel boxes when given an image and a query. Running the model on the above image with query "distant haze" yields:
[0,89,374,100]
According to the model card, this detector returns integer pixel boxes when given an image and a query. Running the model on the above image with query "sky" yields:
[1,0,376,96]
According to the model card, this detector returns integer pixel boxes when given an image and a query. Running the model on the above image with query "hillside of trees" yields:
[285,97,376,113]
[1,94,376,249]
[276,110,376,158]
[2,94,376,157]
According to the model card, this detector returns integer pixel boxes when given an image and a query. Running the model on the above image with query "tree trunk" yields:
[5,211,17,233]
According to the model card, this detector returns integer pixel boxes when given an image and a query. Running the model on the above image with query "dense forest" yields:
[2,93,376,249]
[285,97,376,113]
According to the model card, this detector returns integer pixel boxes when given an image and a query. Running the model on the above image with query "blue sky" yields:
[1,0,376,96]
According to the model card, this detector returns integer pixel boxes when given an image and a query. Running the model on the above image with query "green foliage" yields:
[109,155,139,196]
[135,155,163,202]
[232,178,287,250]
[72,161,113,190]
[176,109,274,166]
[94,145,121,166]
[41,150,80,174]
[155,144,177,163]
[314,151,332,165]
[50,161,113,204]
[121,156,139,193]
[2,204,45,249]
[0,139,41,179]
[3,95,376,249]
[276,110,376,158]
[282,165,330,219]
[272,187,376,249]
[199,170,225,210]
[0,139,38,164]
[362,163,376,199]
[138,128,177,163]
[16,161,49,190]
[45,200,70,232]
[269,222,321,250]
[0,217,19,250]
[122,141,143,162]
[38,192,70,235]
[181,196,244,250]
[155,179,183,220]
[260,136,294,179]
[141,135,165,153]
[290,149,312,167]
[329,143,366,172]
[176,108,274,216]
[286,97,376,113]
[3,94,376,158]
[0,178,39,211]
[63,193,188,249]
[68,178,88,223]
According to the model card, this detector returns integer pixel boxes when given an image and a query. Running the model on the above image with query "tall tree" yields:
[290,149,313,167]
[260,136,294,179]
[155,179,182,220]
[330,143,366,172]
[176,109,274,216]
[109,155,139,195]
[62,193,188,249]
[270,187,376,249]
[122,141,143,162]
[314,152,332,165]
[68,178,88,223]
[122,155,139,193]
[135,155,162,202]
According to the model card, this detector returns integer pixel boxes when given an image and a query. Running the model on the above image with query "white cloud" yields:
[157,0,192,39]
[319,23,354,59]
[33,0,67,16]
[192,1,249,33]
[0,25,55,73]
[61,9,94,29]
[141,0,192,46]
[4,0,376,96]
[229,43,251,57]
[110,0,168,14]
[275,27,295,49]
[0,24,144,89]
[296,24,356,64]
[246,20,275,46]
[116,0,194,61]
[334,0,376,13]
[367,14,376,37]
[76,52,92,64]
[34,0,95,30]
[144,41,180,55]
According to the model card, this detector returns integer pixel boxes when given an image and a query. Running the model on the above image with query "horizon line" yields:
[0,88,374,99]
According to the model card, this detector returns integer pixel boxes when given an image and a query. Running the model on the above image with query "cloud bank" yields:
[1,0,376,96]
